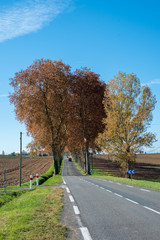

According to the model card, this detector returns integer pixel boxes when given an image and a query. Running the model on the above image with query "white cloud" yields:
[146,79,160,86]
[0,0,71,42]
[0,94,8,97]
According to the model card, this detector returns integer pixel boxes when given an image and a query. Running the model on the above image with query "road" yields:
[62,157,160,240]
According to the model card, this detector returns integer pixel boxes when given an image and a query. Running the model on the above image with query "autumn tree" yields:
[96,72,156,177]
[9,58,72,174]
[67,68,106,174]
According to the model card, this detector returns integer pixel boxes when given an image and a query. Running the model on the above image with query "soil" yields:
[0,156,53,187]
[92,153,160,179]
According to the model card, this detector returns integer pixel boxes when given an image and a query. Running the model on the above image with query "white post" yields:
[30,175,33,189]
[36,173,39,186]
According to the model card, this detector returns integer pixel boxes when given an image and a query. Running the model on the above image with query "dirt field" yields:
[92,153,160,179]
[0,156,53,187]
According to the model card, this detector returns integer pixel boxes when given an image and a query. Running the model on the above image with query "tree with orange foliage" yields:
[67,68,107,174]
[9,58,72,174]
[96,72,156,177]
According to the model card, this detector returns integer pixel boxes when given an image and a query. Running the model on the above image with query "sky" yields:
[0,0,160,154]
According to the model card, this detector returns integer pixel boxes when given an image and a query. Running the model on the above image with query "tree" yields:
[9,58,72,174]
[96,72,156,177]
[67,67,106,174]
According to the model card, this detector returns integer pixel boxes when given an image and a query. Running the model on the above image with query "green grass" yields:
[42,175,63,185]
[0,190,28,207]
[22,164,54,187]
[72,159,86,175]
[0,160,65,239]
[0,188,66,240]
[91,168,160,191]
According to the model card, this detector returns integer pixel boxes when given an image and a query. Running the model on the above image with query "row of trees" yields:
[9,59,156,176]
[9,59,106,174]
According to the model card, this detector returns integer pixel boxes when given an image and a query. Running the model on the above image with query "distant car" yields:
[68,157,72,162]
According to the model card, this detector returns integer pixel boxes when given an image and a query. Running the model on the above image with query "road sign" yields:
[128,170,135,174]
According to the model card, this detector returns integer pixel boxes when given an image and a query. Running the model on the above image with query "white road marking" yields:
[62,177,66,184]
[100,187,105,190]
[143,206,160,215]
[76,215,83,227]
[114,193,123,198]
[69,195,75,202]
[106,189,112,193]
[73,205,80,215]
[66,187,70,193]
[125,198,139,204]
[116,182,121,185]
[108,181,113,183]
[140,189,150,192]
[80,227,93,240]
[126,185,133,188]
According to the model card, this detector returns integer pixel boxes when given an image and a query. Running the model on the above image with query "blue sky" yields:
[0,0,160,154]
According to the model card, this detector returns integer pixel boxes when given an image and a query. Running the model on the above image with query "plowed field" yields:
[0,156,53,187]
[92,153,160,179]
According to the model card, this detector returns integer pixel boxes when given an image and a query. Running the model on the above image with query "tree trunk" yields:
[53,151,59,175]
[58,152,63,167]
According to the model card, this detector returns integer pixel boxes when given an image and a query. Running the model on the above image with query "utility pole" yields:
[84,138,91,175]
[19,132,22,187]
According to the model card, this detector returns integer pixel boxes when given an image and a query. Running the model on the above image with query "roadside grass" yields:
[0,187,66,240]
[41,175,63,185]
[91,168,160,191]
[0,190,28,207]
[72,159,86,175]
[0,160,66,239]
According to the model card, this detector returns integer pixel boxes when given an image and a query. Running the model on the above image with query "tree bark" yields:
[53,151,60,175]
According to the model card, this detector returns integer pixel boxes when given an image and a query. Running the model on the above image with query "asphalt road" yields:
[62,157,160,240]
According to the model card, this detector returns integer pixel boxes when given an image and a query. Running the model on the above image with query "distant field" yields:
[92,153,160,179]
[0,156,53,186]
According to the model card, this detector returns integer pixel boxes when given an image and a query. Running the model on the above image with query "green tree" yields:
[96,72,156,177]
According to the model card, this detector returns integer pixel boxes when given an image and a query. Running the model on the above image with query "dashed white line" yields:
[66,187,70,193]
[125,198,139,204]
[80,227,93,240]
[108,181,113,183]
[69,195,75,203]
[116,182,121,185]
[114,193,123,198]
[100,187,105,190]
[140,189,150,192]
[143,206,160,215]
[126,185,133,188]
[106,189,112,193]
[73,205,80,215]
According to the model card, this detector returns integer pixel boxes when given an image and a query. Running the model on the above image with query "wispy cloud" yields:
[0,94,8,97]
[142,78,160,87]
[0,0,71,42]
[146,79,160,86]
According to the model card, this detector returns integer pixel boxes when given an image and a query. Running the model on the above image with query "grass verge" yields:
[0,188,66,240]
[0,190,27,207]
[72,159,86,175]
[41,175,63,185]
[91,168,160,191]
